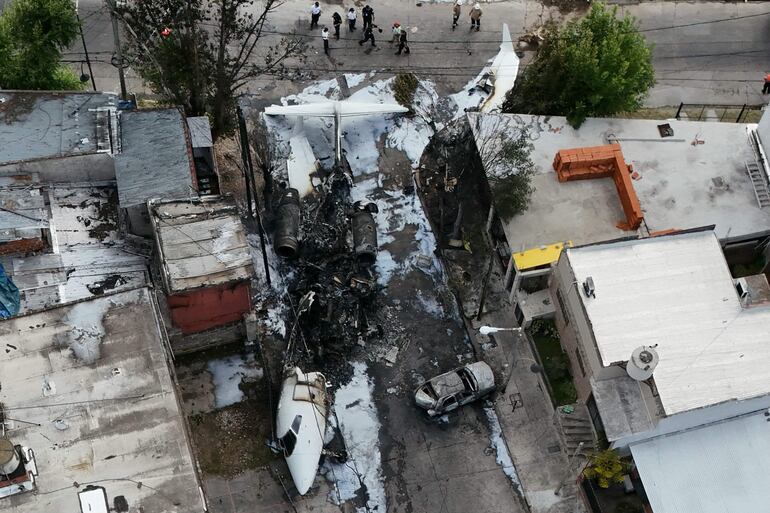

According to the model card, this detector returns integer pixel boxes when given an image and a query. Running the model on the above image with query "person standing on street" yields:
[391,22,402,46]
[763,73,770,94]
[359,23,378,47]
[347,7,357,31]
[322,27,330,54]
[362,5,374,31]
[452,1,461,29]
[469,3,482,31]
[332,12,342,39]
[310,2,321,29]
[395,27,410,55]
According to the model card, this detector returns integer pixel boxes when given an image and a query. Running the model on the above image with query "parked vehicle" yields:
[414,361,495,416]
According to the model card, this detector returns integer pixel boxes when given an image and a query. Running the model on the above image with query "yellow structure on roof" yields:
[512,241,572,271]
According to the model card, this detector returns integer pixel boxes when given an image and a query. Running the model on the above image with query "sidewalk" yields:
[463,260,586,513]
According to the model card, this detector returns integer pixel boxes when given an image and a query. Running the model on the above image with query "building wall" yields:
[0,153,115,182]
[167,282,251,334]
[613,393,770,451]
[167,281,251,334]
[550,255,603,402]
[0,237,45,255]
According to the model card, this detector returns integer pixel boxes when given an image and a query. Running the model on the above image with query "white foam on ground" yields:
[416,291,444,317]
[484,404,522,492]
[208,353,264,409]
[324,362,386,512]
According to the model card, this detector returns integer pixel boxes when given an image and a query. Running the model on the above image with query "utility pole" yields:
[75,12,97,91]
[106,0,127,100]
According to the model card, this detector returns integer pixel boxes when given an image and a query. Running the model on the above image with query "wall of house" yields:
[613,393,770,451]
[0,153,115,182]
[550,255,627,402]
[167,281,251,334]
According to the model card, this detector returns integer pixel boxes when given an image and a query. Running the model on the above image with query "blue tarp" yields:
[0,263,20,319]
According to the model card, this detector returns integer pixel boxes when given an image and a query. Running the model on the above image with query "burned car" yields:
[414,361,495,416]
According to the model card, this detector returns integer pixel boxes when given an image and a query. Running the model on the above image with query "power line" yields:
[638,10,770,32]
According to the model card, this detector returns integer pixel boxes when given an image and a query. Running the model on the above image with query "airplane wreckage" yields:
[265,98,407,495]
[263,23,518,495]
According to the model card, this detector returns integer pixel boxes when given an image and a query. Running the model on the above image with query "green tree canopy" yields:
[0,0,83,90]
[583,449,628,488]
[503,3,654,128]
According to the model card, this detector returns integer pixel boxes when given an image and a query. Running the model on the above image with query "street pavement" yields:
[61,0,770,107]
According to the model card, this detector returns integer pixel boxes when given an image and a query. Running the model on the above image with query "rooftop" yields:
[468,113,770,252]
[1,185,147,314]
[115,109,196,208]
[0,91,117,165]
[0,287,202,513]
[630,410,770,513]
[149,197,253,293]
[564,229,770,415]
[0,175,48,242]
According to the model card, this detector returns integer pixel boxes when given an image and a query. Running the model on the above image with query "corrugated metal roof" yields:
[115,109,195,207]
[0,91,117,164]
[150,197,253,293]
[187,116,213,147]
[631,411,770,513]
[565,230,770,415]
[0,288,202,513]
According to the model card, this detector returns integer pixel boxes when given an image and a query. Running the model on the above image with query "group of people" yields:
[312,0,483,56]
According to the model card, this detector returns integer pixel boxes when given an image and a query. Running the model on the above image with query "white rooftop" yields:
[630,411,770,513]
[0,288,202,512]
[565,230,770,415]
[468,113,770,252]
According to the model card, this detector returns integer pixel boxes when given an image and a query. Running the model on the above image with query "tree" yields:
[120,0,305,138]
[583,449,628,488]
[0,0,83,90]
[503,3,654,128]
[475,116,536,220]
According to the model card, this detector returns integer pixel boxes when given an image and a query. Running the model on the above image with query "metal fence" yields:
[674,103,763,123]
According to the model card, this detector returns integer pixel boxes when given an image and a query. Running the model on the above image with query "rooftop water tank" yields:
[626,345,659,381]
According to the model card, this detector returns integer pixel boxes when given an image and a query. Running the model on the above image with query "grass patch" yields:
[529,319,577,406]
[730,255,766,278]
[392,72,418,113]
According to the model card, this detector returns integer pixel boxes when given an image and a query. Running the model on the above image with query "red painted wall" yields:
[167,281,251,334]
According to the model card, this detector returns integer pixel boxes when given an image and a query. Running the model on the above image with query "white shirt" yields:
[311,5,321,15]
[347,10,356,20]
[322,30,329,40]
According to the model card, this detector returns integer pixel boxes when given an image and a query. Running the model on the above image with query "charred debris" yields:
[267,157,383,380]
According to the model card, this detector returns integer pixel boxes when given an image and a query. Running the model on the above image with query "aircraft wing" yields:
[264,102,337,117]
[264,100,408,118]
[337,101,409,117]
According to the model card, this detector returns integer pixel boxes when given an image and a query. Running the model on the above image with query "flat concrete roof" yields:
[631,411,770,513]
[0,91,117,165]
[149,197,253,293]
[565,230,770,415]
[0,287,203,512]
[468,113,770,252]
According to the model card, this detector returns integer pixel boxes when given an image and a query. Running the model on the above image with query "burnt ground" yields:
[369,146,524,513]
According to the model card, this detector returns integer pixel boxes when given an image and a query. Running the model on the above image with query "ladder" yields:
[745,160,770,208]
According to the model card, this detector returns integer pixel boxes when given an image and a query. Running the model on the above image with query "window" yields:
[291,414,303,434]
[556,289,569,325]
[575,348,586,377]
[280,430,297,457]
